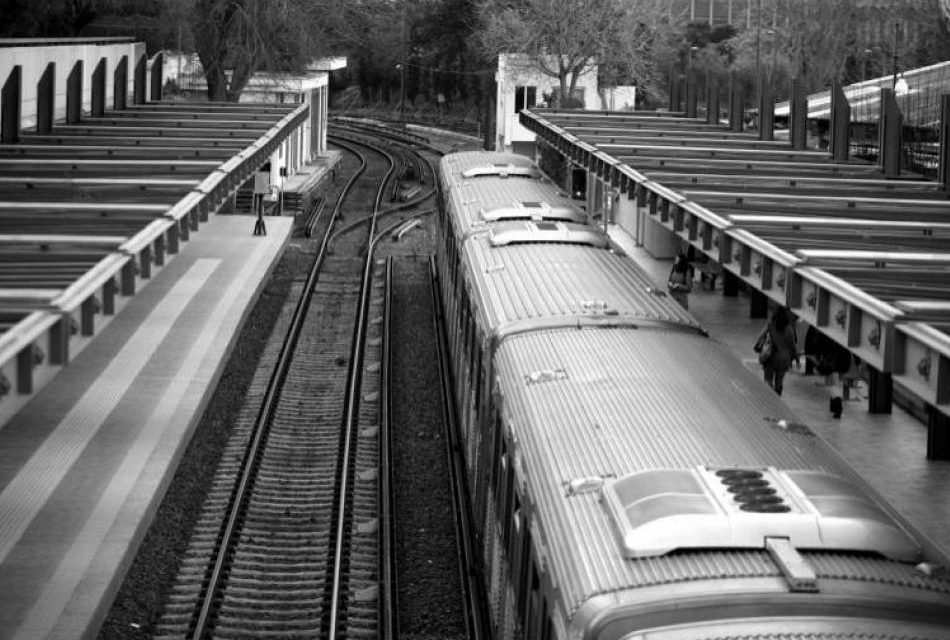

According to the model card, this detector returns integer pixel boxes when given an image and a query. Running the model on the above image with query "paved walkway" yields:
[0,214,292,640]
[617,232,950,561]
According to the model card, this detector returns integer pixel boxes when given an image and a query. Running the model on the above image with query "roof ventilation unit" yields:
[462,164,542,179]
[488,221,608,248]
[601,466,920,561]
[481,201,585,224]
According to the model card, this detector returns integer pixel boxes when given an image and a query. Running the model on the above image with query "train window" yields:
[501,451,514,550]
[491,415,504,495]
[473,347,483,416]
[514,85,537,114]
[468,323,477,385]
[514,508,532,619]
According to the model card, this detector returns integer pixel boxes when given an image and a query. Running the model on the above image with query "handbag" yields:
[755,329,774,365]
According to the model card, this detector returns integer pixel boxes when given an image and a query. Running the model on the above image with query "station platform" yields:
[0,214,292,640]
[612,228,950,562]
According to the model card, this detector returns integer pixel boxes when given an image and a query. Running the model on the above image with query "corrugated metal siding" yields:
[492,328,950,618]
[463,239,698,332]
[810,553,950,593]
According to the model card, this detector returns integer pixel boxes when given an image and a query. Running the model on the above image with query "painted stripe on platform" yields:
[14,239,277,639]
[0,259,219,567]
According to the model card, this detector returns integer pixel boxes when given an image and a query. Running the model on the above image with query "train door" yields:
[525,563,549,640]
[472,360,496,543]
[467,340,484,497]
[488,434,517,640]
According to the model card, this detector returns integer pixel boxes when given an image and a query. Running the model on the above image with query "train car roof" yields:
[444,172,586,240]
[493,327,950,633]
[461,233,699,339]
[440,150,541,185]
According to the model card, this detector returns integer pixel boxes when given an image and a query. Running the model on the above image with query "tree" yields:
[0,0,100,37]
[474,0,666,108]
[192,0,338,101]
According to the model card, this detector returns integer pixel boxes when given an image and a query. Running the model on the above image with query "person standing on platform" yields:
[754,307,799,397]
[814,334,853,419]
[667,253,692,310]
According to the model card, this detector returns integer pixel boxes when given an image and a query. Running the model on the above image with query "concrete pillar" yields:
[758,74,774,141]
[149,52,163,101]
[705,73,719,125]
[37,63,55,134]
[114,55,128,110]
[103,278,116,315]
[133,53,146,104]
[830,80,850,162]
[81,297,96,336]
[66,60,83,124]
[789,77,807,150]
[49,317,69,365]
[927,407,950,460]
[723,270,740,297]
[750,288,769,318]
[669,72,682,112]
[17,346,33,394]
[729,73,744,132]
[1,65,21,143]
[685,70,698,119]
[879,88,902,178]
[669,69,683,111]
[321,85,328,153]
[92,58,106,118]
[867,366,893,414]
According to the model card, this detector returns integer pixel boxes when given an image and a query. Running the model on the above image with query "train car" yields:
[487,326,950,639]
[437,151,586,249]
[434,152,950,640]
[437,152,594,379]
[447,229,699,510]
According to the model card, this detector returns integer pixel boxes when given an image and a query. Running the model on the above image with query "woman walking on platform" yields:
[667,253,692,310]
[754,307,799,397]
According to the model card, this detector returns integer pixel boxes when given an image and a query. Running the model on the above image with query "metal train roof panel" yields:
[492,327,950,623]
[486,220,606,247]
[445,173,583,239]
[461,237,698,336]
[440,150,540,186]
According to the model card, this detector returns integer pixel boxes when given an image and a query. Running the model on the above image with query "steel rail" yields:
[327,132,396,640]
[188,139,369,640]
[380,256,397,640]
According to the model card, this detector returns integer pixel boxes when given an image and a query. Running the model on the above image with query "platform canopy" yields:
[0,39,310,422]
[521,106,950,442]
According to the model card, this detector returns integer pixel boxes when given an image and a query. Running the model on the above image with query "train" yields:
[435,150,950,640]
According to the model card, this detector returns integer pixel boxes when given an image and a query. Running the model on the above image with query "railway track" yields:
[152,136,395,639]
[135,121,482,640]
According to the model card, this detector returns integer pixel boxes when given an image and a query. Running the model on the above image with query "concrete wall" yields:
[494,53,600,152]
[0,39,144,129]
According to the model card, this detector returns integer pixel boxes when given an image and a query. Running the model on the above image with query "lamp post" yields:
[891,21,899,89]
[754,0,762,81]
[399,3,407,110]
